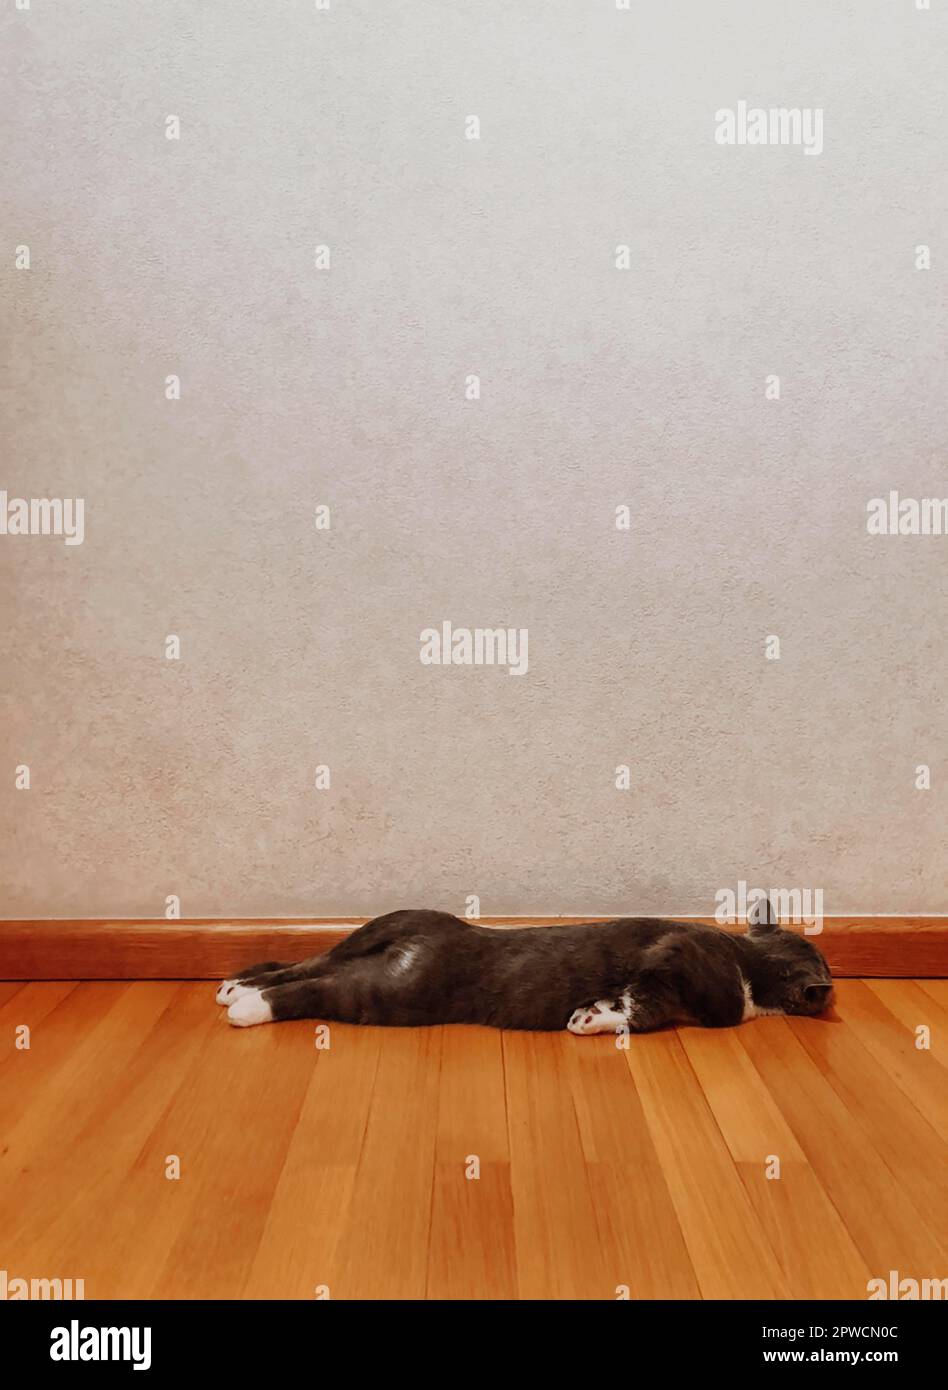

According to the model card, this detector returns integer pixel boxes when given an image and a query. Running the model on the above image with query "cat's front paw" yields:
[567,1000,628,1035]
[227,990,273,1028]
[567,1004,604,1035]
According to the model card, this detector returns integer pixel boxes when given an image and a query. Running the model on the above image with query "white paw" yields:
[216,979,255,1006]
[227,989,273,1028]
[567,1001,628,1036]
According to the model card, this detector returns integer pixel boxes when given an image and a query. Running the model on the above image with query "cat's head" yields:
[746,897,834,1016]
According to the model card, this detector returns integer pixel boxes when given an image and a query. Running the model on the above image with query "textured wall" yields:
[2,1,946,919]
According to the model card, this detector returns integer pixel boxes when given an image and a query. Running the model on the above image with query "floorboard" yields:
[0,979,943,1299]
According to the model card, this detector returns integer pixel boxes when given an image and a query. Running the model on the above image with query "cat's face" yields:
[751,924,835,1016]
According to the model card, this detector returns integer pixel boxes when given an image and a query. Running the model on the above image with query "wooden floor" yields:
[1,978,946,1300]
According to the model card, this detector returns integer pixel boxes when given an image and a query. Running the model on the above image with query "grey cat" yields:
[215,895,834,1033]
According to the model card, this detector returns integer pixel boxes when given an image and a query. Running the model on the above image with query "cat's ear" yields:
[747,891,778,934]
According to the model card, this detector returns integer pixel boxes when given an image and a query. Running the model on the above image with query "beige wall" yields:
[2,1,945,919]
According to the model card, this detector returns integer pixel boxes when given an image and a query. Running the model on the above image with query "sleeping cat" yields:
[215,895,834,1033]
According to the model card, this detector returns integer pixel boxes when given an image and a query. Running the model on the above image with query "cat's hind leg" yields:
[215,957,328,1006]
[220,910,463,1006]
[216,962,286,1005]
[227,975,360,1029]
[226,947,435,1028]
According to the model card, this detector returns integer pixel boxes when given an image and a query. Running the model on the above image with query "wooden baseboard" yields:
[0,916,945,980]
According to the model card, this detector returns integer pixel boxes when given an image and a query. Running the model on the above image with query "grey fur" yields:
[223,895,834,1032]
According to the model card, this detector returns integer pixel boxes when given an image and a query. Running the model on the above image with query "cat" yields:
[215,894,834,1033]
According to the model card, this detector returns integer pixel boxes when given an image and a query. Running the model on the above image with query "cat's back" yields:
[467,913,701,970]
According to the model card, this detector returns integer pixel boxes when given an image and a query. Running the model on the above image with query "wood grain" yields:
[1,979,945,1299]
[426,1026,517,1300]
[678,1026,870,1298]
[328,1027,441,1299]
[502,1030,606,1298]
[565,1029,699,1298]
[739,1014,948,1278]
[625,1028,788,1298]
[1,915,946,979]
